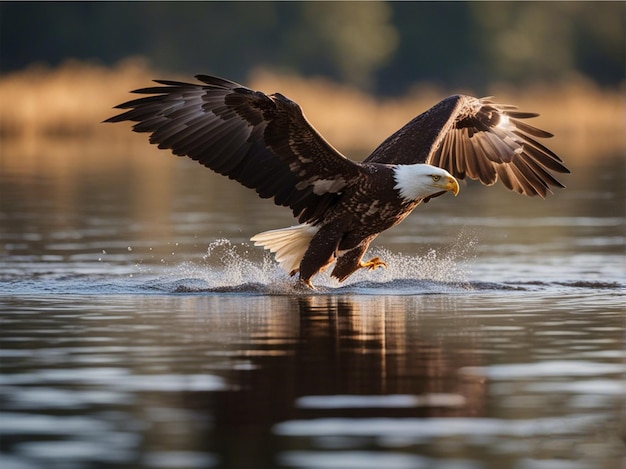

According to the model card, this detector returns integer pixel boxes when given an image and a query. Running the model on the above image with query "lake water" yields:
[0,140,624,469]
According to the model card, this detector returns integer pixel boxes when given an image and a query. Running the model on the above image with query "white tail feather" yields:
[251,223,319,274]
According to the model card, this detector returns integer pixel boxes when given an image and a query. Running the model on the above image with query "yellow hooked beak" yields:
[440,175,460,196]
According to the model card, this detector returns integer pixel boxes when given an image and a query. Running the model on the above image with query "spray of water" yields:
[165,229,478,294]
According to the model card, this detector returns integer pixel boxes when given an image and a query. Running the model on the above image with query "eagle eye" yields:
[432,175,441,182]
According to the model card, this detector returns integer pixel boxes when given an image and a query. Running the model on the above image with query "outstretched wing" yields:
[364,95,569,197]
[105,75,362,223]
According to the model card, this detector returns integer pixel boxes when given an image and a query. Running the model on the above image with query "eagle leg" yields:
[298,223,346,287]
[331,242,385,282]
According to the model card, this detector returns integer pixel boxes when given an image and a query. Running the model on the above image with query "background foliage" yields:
[1,2,623,94]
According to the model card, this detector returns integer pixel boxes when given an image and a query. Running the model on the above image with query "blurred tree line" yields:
[1,1,623,95]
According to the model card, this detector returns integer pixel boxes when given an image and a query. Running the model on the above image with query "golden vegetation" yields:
[1,59,624,164]
[0,58,156,138]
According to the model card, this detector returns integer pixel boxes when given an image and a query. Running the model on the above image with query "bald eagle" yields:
[106,75,569,288]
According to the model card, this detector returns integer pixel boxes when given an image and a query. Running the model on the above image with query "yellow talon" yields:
[361,257,388,271]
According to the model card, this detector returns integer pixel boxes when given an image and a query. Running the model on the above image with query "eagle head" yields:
[393,164,460,202]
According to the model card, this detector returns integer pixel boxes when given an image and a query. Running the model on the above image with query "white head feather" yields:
[393,164,459,201]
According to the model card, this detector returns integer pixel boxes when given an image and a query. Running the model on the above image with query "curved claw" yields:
[361,257,388,271]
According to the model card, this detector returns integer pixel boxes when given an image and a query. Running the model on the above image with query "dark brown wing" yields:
[105,75,362,223]
[364,95,569,197]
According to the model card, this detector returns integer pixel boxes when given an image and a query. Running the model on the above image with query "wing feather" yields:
[509,118,553,138]
[106,75,363,223]
[364,95,569,197]
[495,163,521,193]
[450,128,466,176]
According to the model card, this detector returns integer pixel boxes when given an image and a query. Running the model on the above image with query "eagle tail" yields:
[251,223,318,275]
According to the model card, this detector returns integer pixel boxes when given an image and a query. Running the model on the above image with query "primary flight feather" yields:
[106,74,569,288]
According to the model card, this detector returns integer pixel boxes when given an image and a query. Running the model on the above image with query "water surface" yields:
[0,143,624,468]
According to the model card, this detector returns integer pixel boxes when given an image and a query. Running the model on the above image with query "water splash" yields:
[170,238,295,294]
[161,232,478,295]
